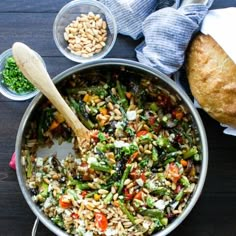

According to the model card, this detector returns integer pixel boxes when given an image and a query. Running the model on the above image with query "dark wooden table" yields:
[0,1,236,235]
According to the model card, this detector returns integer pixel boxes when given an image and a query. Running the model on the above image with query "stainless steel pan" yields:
[15,59,208,236]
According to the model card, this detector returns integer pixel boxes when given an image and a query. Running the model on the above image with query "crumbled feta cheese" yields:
[143,220,151,229]
[126,110,136,121]
[35,172,42,182]
[93,178,99,183]
[184,183,196,193]
[48,183,53,192]
[170,201,179,210]
[154,199,166,210]
[168,133,175,142]
[84,231,93,236]
[76,226,86,235]
[28,181,36,189]
[31,195,37,202]
[75,158,82,165]
[36,157,44,167]
[115,121,125,128]
[48,156,53,165]
[105,228,118,236]
[43,197,52,209]
[21,156,26,166]
[56,206,64,214]
[82,199,88,206]
[64,209,72,216]
[146,181,156,191]
[114,140,129,148]
[136,178,144,187]
[87,156,97,165]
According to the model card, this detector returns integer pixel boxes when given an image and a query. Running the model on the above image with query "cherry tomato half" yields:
[136,130,148,137]
[81,190,87,198]
[140,172,147,183]
[165,163,181,183]
[94,212,108,232]
[71,213,79,219]
[59,195,72,209]
[133,191,143,200]
[124,187,134,200]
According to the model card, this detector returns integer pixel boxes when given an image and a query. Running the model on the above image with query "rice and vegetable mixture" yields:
[22,67,201,236]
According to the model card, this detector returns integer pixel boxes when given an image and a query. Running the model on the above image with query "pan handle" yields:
[31,218,39,236]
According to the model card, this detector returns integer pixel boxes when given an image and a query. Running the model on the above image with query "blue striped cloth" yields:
[99,0,214,75]
[99,0,176,39]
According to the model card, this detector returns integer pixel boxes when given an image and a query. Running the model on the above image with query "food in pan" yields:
[22,68,201,235]
[186,33,236,127]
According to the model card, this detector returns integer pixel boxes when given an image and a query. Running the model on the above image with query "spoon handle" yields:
[12,42,90,143]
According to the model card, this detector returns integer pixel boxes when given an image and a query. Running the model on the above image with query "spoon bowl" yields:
[12,42,90,147]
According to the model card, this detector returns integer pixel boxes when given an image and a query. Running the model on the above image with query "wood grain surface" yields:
[0,0,235,236]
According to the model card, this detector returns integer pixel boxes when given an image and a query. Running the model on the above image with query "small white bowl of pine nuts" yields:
[53,0,117,63]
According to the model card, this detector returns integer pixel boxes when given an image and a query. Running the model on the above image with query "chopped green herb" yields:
[98,132,106,142]
[125,127,135,137]
[150,102,158,112]
[2,56,36,94]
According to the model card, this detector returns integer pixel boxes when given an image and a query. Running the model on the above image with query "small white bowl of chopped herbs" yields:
[0,48,46,101]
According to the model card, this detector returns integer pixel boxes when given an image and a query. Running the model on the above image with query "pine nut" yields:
[64,11,108,58]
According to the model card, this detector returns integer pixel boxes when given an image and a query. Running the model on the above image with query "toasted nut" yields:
[92,28,99,36]
[114,108,121,116]
[87,33,94,41]
[112,193,118,201]
[70,28,77,33]
[88,11,95,18]
[95,44,103,49]
[64,11,108,58]
[107,102,114,110]
[64,32,69,41]
[102,21,107,30]
[95,14,100,21]
[71,51,82,56]
[85,46,92,53]
[111,186,117,194]
[81,53,90,58]
[100,41,106,47]
[98,189,109,195]
[95,48,102,53]
[144,150,152,155]
[68,33,75,39]
[126,182,134,189]
[124,179,132,186]
[114,116,122,121]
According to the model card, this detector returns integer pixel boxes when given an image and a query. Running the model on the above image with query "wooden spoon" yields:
[12,42,90,148]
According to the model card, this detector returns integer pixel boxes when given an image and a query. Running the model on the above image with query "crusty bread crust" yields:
[186,33,236,127]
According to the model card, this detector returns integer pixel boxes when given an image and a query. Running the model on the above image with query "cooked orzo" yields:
[22,67,201,236]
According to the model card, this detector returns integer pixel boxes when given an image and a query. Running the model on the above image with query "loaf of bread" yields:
[185,33,236,127]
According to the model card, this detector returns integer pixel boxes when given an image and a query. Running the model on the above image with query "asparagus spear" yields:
[68,96,94,129]
[116,80,128,110]
[118,164,132,194]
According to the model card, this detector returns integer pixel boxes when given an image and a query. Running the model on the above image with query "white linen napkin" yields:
[200,8,236,136]
[201,8,236,64]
